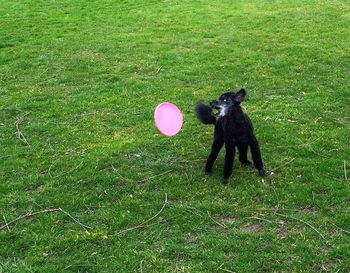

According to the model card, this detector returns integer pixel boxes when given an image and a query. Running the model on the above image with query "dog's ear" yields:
[234,88,246,103]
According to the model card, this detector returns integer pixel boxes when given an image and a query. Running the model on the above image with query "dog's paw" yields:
[242,160,253,167]
[221,178,229,185]
[258,168,266,177]
[205,171,212,177]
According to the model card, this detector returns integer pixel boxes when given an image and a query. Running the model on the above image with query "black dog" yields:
[195,88,265,184]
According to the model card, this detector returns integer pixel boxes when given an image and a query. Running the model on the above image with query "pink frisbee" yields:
[154,102,183,137]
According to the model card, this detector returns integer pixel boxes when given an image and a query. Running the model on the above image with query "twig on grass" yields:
[15,113,30,146]
[0,208,59,231]
[46,138,54,150]
[115,173,134,183]
[48,163,54,178]
[335,118,350,125]
[0,207,92,231]
[256,208,300,212]
[245,216,274,224]
[140,215,178,239]
[274,212,325,240]
[58,208,92,230]
[2,216,11,232]
[269,158,295,173]
[155,66,163,74]
[218,263,236,273]
[51,161,84,179]
[182,206,205,218]
[140,259,144,273]
[175,253,180,272]
[116,193,168,236]
[166,158,206,164]
[207,211,227,229]
[324,174,344,182]
[275,133,325,149]
[111,165,134,183]
[137,170,173,184]
[235,169,255,173]
[332,224,350,235]
[270,183,281,212]
[344,160,348,180]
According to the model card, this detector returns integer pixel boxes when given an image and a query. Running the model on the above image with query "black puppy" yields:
[195,88,265,184]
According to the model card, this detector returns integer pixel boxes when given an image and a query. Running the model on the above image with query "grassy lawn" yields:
[1,0,349,272]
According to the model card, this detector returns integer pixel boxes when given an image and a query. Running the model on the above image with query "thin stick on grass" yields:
[333,224,350,235]
[3,215,11,232]
[256,208,300,212]
[207,211,227,229]
[0,208,92,231]
[46,137,54,150]
[48,163,54,178]
[175,253,180,272]
[15,113,30,146]
[235,169,255,173]
[270,182,281,212]
[324,174,344,182]
[344,160,348,180]
[218,263,236,273]
[274,212,325,240]
[52,161,84,179]
[58,208,92,230]
[116,193,168,236]
[275,133,325,149]
[137,170,173,184]
[269,158,295,173]
[245,216,274,224]
[140,259,144,273]
[155,66,163,74]
[112,165,134,183]
[182,206,205,218]
[166,158,206,164]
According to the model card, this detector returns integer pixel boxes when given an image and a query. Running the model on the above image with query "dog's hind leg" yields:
[205,124,224,176]
[222,141,236,185]
[237,143,252,166]
[249,137,266,176]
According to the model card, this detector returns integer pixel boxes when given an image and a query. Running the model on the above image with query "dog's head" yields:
[210,88,246,117]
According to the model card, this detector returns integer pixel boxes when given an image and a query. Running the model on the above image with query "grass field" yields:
[1,0,350,272]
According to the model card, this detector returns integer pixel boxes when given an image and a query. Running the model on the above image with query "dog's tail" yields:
[195,103,216,125]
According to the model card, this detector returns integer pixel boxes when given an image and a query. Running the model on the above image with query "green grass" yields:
[1,0,349,272]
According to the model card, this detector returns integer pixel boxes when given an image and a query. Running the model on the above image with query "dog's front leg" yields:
[205,124,224,175]
[222,141,236,185]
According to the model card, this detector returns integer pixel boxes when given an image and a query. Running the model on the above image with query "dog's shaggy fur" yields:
[195,88,265,184]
